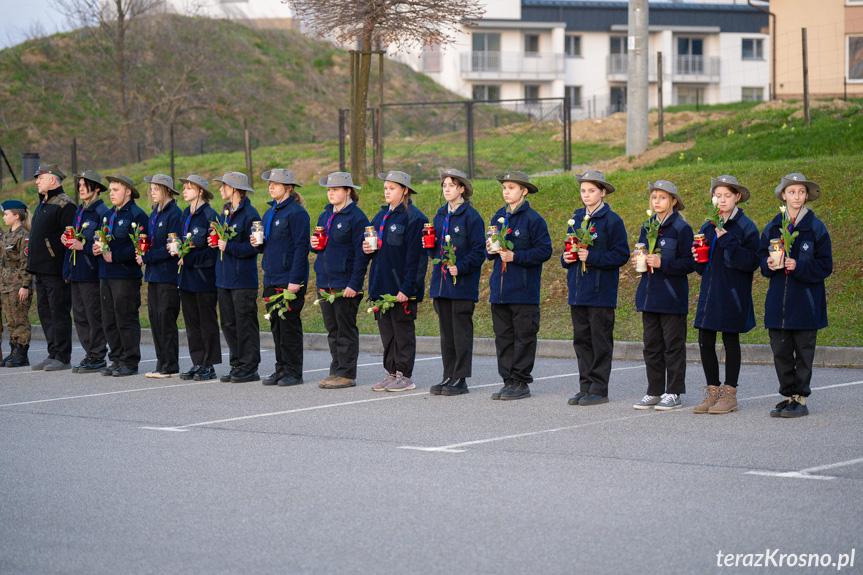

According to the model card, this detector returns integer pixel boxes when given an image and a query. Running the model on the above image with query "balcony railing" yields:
[606,54,658,82]
[461,51,564,79]
[673,55,720,82]
[420,51,441,73]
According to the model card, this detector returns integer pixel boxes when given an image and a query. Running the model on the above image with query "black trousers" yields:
[491,303,540,385]
[71,281,106,361]
[376,300,417,378]
[642,312,687,396]
[180,290,220,367]
[265,284,306,379]
[320,293,361,379]
[571,305,615,397]
[148,282,180,373]
[769,329,817,398]
[218,287,260,372]
[434,298,475,379]
[100,278,142,369]
[34,273,72,363]
[698,329,741,387]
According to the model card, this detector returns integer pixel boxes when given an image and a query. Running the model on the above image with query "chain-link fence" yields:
[339,97,572,180]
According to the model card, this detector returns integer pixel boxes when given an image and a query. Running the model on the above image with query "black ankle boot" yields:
[5,344,29,368]
[430,377,451,395]
[441,378,468,396]
[500,382,531,400]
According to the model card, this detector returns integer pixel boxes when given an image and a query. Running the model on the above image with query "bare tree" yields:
[286,0,485,183]
[53,0,163,161]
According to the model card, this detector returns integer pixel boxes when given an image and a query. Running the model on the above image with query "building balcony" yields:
[606,54,658,83]
[419,51,442,73]
[672,55,720,83]
[460,51,564,81]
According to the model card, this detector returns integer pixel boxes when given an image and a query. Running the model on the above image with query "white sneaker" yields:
[654,393,682,411]
[633,395,661,410]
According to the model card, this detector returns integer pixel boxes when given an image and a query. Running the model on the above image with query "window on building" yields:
[676,86,705,105]
[610,36,628,56]
[473,85,501,101]
[524,85,540,100]
[610,86,626,113]
[524,34,540,56]
[473,33,501,53]
[849,36,863,81]
[565,35,582,58]
[741,87,764,102]
[566,86,582,108]
[742,38,764,60]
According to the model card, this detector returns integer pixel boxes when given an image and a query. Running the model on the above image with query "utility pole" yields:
[626,0,649,156]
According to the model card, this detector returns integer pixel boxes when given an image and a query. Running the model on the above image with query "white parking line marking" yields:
[745,457,863,480]
[739,380,863,402]
[303,355,440,374]
[0,382,211,407]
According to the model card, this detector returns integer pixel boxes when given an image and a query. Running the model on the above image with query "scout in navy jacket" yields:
[215,196,260,290]
[63,197,108,283]
[312,201,370,292]
[141,198,182,282]
[486,201,552,305]
[178,202,218,293]
[97,199,149,280]
[634,210,695,315]
[367,200,428,301]
[694,208,760,333]
[560,202,629,307]
[258,195,310,287]
[427,200,486,302]
[759,208,832,331]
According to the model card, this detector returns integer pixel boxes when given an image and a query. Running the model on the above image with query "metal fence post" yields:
[466,101,475,179]
[657,52,664,143]
[71,137,79,204]
[338,108,347,172]
[170,124,175,183]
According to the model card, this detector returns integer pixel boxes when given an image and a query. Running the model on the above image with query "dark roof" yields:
[521,1,768,33]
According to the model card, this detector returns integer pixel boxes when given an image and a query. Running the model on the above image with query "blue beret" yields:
[1,200,28,211]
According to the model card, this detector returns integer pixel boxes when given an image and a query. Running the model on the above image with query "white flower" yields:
[497,217,505,224]
[264,313,270,321]
[103,217,108,224]
[367,307,374,314]
[445,234,451,243]
[646,209,653,217]
[186,233,192,239]
[567,219,575,226]
[224,210,229,216]
[779,206,787,213]
[583,215,590,221]
[313,299,320,306]
[712,196,719,206]
[82,222,90,228]
[131,222,137,228]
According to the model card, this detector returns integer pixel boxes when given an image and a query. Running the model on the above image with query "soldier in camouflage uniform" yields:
[1,200,33,367]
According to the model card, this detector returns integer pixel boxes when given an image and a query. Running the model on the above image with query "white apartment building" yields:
[406,0,771,119]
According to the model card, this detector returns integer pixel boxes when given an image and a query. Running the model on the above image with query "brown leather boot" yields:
[693,385,720,414]
[709,385,738,414]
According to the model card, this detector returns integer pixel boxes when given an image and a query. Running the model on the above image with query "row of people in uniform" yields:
[2,164,831,418]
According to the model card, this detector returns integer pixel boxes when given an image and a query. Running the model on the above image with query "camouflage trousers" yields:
[0,290,33,345]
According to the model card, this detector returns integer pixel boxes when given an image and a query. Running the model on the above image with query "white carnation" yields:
[712,196,719,206]
[445,235,451,243]
[779,206,786,213]
[567,219,575,226]
[646,209,653,217]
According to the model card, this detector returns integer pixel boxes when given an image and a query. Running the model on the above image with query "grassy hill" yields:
[3,95,861,346]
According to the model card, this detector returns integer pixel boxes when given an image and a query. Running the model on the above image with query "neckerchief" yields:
[379,209,393,244]
[183,202,199,237]
[149,205,160,237]
[108,208,118,235]
[75,204,85,230]
[440,212,452,259]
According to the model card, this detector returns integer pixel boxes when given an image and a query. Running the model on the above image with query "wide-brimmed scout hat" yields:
[319,171,361,190]
[648,180,684,211]
[262,169,302,188]
[710,175,750,203]
[774,172,820,202]
[378,170,418,194]
[34,163,66,181]
[177,175,213,200]
[143,174,179,195]
[73,170,107,193]
[1,200,28,211]
[105,174,140,199]
[440,168,473,198]
[575,170,615,194]
[213,171,255,194]
[496,170,538,194]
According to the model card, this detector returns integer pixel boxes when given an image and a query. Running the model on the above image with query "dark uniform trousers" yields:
[698,329,741,388]
[264,284,306,379]
[218,287,260,373]
[180,290,220,367]
[433,298,475,379]
[376,300,417,378]
[491,303,540,385]
[642,312,687,396]
[769,329,817,398]
[571,305,615,397]
[100,278,142,369]
[34,274,72,363]
[320,294,361,379]
[71,281,106,360]
[148,282,180,373]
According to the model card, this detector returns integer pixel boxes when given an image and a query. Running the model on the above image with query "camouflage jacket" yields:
[1,226,32,293]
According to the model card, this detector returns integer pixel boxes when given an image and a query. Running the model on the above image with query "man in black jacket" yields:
[26,163,76,370]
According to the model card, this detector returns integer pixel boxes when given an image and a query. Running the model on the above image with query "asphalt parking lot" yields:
[2,340,862,574]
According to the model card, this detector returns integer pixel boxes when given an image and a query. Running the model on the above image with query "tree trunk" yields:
[350,27,374,185]
[115,0,131,163]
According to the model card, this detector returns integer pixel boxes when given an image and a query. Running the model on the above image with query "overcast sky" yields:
[1,0,74,49]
